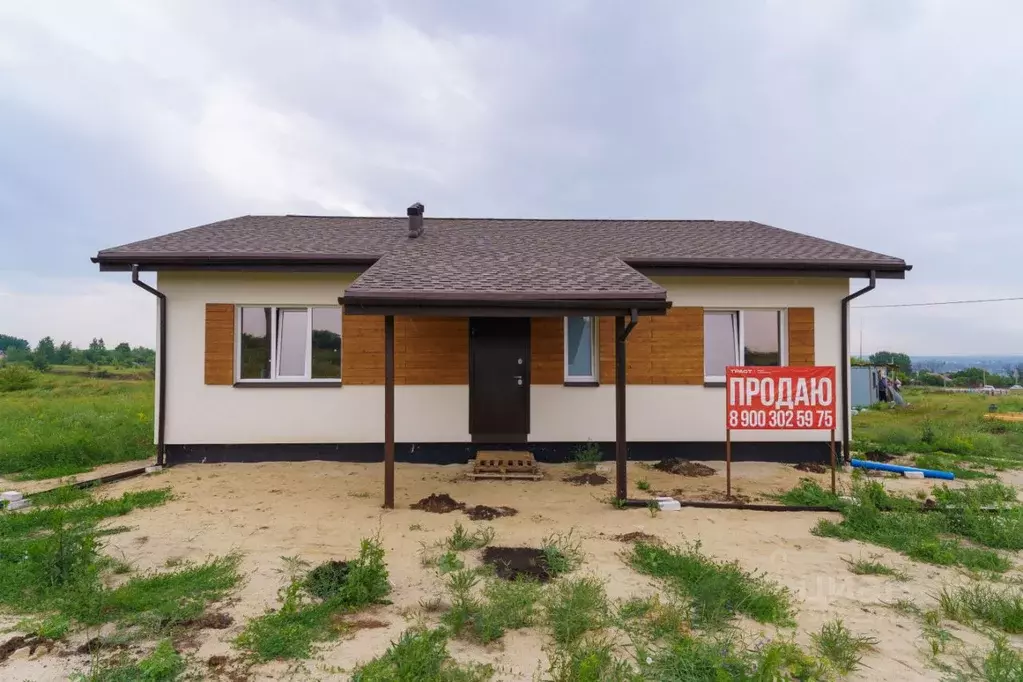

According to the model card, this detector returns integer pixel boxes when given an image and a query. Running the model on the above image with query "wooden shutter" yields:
[395,317,469,385]
[204,304,235,385]
[342,313,385,385]
[599,307,703,385]
[531,318,564,385]
[787,307,815,366]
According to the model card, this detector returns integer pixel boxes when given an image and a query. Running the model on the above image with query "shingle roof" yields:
[95,214,908,303]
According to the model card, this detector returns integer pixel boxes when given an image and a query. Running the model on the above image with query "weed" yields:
[0,364,39,392]
[409,523,424,531]
[954,636,1023,682]
[939,584,1023,634]
[922,609,956,657]
[541,530,585,577]
[647,500,660,517]
[615,594,691,640]
[610,497,627,510]
[437,551,465,574]
[627,541,794,628]
[636,480,651,491]
[71,639,184,682]
[446,522,495,551]
[774,478,842,507]
[883,598,923,617]
[641,632,825,681]
[843,556,909,580]
[16,613,71,639]
[352,627,494,681]
[572,441,602,469]
[305,560,350,600]
[810,618,878,675]
[543,577,610,646]
[441,569,542,644]
[544,638,639,682]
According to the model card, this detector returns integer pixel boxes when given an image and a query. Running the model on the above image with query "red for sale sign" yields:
[726,366,837,430]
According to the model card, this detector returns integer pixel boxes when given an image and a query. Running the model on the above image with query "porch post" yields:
[615,315,627,501]
[384,315,395,509]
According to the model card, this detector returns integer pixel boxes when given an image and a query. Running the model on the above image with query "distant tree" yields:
[131,346,156,367]
[35,336,56,363]
[951,367,986,387]
[0,334,30,353]
[869,350,913,375]
[112,342,133,366]
[54,341,73,364]
[916,371,946,387]
[4,346,31,363]
[84,338,108,364]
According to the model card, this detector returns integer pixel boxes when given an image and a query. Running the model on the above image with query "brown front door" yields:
[469,317,530,441]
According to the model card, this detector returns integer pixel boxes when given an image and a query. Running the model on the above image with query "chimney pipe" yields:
[407,202,425,238]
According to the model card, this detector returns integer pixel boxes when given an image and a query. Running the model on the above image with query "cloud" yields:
[0,1,1021,354]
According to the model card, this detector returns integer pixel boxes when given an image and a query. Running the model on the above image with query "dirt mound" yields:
[794,462,828,474]
[863,451,895,463]
[338,617,389,632]
[564,473,609,485]
[464,505,518,521]
[653,458,715,477]
[0,635,49,663]
[613,531,660,544]
[411,493,465,513]
[481,546,553,582]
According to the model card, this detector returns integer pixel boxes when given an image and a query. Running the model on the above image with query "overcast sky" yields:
[1,1,1021,355]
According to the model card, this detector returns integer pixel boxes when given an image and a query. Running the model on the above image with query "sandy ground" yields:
[1,460,1017,681]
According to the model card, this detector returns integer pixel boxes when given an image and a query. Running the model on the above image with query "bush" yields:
[572,441,602,468]
[0,364,38,392]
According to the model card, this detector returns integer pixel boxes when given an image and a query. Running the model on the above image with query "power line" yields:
[853,296,1023,309]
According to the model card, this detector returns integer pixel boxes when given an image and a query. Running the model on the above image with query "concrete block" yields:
[6,499,31,511]
[1,491,23,502]
[145,465,164,474]
[903,470,925,479]
[657,499,682,511]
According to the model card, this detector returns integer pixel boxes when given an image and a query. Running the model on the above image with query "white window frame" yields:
[704,309,788,383]
[563,316,599,383]
[235,305,342,383]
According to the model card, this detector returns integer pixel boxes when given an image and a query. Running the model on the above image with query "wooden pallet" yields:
[468,451,543,481]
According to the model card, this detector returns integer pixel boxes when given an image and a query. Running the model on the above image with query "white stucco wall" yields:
[159,272,847,445]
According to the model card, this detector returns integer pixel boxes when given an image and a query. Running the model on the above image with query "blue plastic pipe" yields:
[850,459,955,480]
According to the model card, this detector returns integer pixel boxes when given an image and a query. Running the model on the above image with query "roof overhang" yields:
[339,295,671,318]
[628,258,910,280]
[91,253,378,272]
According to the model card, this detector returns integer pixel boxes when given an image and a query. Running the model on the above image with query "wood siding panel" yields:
[531,318,563,385]
[395,317,468,385]
[787,307,815,367]
[204,304,235,385]
[601,308,704,385]
[342,313,385,385]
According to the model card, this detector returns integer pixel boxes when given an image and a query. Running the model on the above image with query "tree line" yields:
[0,333,155,371]
[860,350,1022,389]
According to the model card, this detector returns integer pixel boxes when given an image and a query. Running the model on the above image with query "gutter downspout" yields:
[841,271,876,463]
[132,266,166,467]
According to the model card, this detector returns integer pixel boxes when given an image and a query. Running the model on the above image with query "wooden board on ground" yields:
[469,451,542,480]
[984,413,1023,422]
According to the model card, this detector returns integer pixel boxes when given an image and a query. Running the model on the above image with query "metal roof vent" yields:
[407,202,425,238]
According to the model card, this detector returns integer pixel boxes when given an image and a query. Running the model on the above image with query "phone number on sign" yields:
[727,409,835,429]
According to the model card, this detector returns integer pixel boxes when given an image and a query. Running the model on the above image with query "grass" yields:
[542,577,611,646]
[627,540,794,628]
[774,478,842,507]
[441,569,543,644]
[810,618,878,675]
[236,537,391,661]
[810,480,1015,572]
[843,556,909,581]
[953,636,1023,682]
[70,639,184,682]
[0,372,154,479]
[572,441,602,469]
[351,627,494,681]
[939,584,1023,634]
[854,390,1023,472]
[636,479,651,492]
[541,529,585,577]
[640,633,826,681]
[445,522,495,551]
[544,638,640,682]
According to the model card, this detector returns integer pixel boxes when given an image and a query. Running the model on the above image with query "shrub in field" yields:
[445,522,495,551]
[0,364,38,392]
[572,441,602,469]
[541,530,585,576]
[627,541,794,628]
[810,619,878,675]
[351,627,494,682]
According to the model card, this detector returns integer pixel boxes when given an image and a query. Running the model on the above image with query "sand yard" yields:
[0,459,1013,681]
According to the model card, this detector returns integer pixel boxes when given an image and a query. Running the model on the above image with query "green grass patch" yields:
[627,541,794,628]
[954,636,1023,682]
[810,618,878,675]
[0,373,154,479]
[811,481,1014,572]
[640,633,827,681]
[70,639,184,682]
[541,530,585,577]
[913,453,996,480]
[842,557,909,581]
[441,569,542,644]
[544,638,640,682]
[542,577,611,647]
[939,584,1023,634]
[773,478,842,507]
[351,627,494,681]
[0,488,171,539]
[236,538,391,661]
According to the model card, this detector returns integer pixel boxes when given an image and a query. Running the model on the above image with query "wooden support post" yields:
[725,429,732,498]
[615,316,627,502]
[830,428,837,495]
[384,315,395,509]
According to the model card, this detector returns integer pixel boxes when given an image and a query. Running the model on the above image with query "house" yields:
[93,205,910,505]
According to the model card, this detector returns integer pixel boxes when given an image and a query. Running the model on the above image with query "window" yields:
[564,316,597,382]
[237,306,341,382]
[703,310,785,381]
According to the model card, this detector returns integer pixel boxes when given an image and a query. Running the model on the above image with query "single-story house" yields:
[93,204,909,505]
